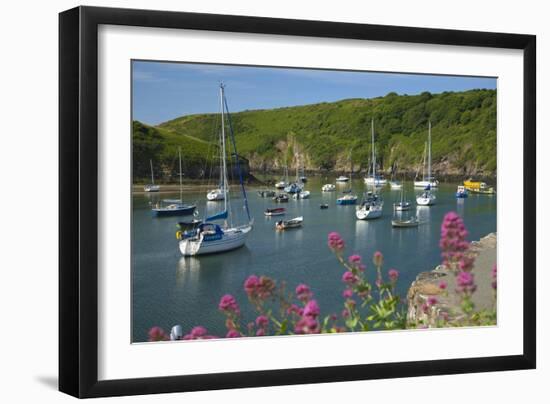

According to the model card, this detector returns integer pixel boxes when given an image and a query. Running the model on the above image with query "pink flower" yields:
[183,326,217,340]
[439,280,448,290]
[491,263,497,290]
[427,296,438,306]
[328,232,345,252]
[341,309,350,318]
[295,283,313,302]
[287,303,303,316]
[255,315,269,328]
[244,275,259,296]
[148,326,168,342]
[226,329,241,338]
[348,254,362,264]
[388,269,399,282]
[303,299,320,318]
[218,294,240,314]
[256,328,266,336]
[421,303,430,314]
[342,271,358,284]
[456,271,477,295]
[440,212,475,272]
[373,251,384,267]
[342,288,353,298]
[294,316,320,334]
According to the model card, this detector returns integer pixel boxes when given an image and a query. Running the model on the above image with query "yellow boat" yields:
[463,179,495,194]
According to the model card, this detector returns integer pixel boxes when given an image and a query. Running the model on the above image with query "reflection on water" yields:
[132,178,496,342]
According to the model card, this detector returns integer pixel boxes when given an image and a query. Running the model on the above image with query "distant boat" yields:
[264,207,286,217]
[275,216,303,230]
[273,193,289,203]
[389,164,402,189]
[207,188,225,201]
[152,148,196,217]
[275,161,289,189]
[336,176,350,182]
[357,120,383,220]
[322,184,336,192]
[320,203,329,209]
[392,216,420,228]
[337,150,358,205]
[463,179,495,194]
[414,122,439,188]
[416,185,436,206]
[178,84,253,256]
[456,185,469,198]
[144,159,160,192]
[293,190,310,199]
[284,182,302,194]
[393,179,411,211]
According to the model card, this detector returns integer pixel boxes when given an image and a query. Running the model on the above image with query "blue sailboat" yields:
[152,147,196,217]
[178,84,253,256]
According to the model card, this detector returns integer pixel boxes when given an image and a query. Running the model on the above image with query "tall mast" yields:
[422,142,427,181]
[371,118,376,190]
[178,147,182,202]
[220,84,228,213]
[428,121,432,180]
[150,159,154,184]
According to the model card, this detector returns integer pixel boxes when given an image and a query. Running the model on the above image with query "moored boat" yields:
[273,193,289,203]
[456,185,469,198]
[322,184,336,192]
[178,84,253,256]
[293,190,310,199]
[257,190,276,198]
[207,188,225,201]
[336,175,349,182]
[463,179,495,194]
[152,148,196,217]
[275,216,303,230]
[320,203,329,209]
[144,159,160,192]
[414,122,439,188]
[264,207,286,216]
[392,216,420,228]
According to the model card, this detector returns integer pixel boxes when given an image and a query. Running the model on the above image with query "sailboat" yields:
[416,122,437,206]
[206,133,227,201]
[284,157,303,194]
[152,148,196,216]
[389,163,402,189]
[275,161,289,189]
[337,150,358,205]
[144,159,160,192]
[414,121,439,188]
[364,143,387,186]
[393,178,411,211]
[178,84,253,256]
[356,119,383,219]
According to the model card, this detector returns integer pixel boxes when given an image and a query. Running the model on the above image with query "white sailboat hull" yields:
[144,184,160,192]
[364,178,387,185]
[416,195,436,206]
[207,189,225,201]
[179,225,252,256]
[355,205,382,220]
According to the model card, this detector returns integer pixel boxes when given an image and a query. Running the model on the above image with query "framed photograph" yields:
[59,6,536,398]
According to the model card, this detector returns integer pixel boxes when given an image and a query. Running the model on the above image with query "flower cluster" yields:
[328,232,345,252]
[491,263,497,290]
[218,294,240,315]
[244,275,276,301]
[295,283,313,302]
[295,300,321,334]
[148,326,169,342]
[182,326,217,340]
[440,212,472,272]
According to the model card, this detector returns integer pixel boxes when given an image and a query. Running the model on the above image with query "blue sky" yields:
[132,61,496,125]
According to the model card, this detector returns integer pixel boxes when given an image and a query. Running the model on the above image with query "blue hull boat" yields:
[336,196,358,205]
[152,204,196,217]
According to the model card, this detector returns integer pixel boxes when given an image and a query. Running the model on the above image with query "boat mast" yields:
[422,142,427,181]
[178,147,183,202]
[220,84,228,214]
[150,159,155,185]
[428,120,432,181]
[371,118,376,190]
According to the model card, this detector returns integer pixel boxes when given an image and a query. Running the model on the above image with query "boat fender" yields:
[176,230,183,240]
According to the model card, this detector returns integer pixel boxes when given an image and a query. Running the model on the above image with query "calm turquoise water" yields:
[132,177,496,342]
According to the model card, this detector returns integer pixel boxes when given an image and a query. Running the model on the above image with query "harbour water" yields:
[132,177,496,342]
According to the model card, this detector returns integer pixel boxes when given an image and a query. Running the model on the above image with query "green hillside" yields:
[132,121,217,180]
[135,89,496,180]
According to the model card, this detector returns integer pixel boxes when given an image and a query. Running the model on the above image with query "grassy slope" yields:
[142,89,496,177]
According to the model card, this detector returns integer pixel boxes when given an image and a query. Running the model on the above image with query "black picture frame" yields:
[59,5,536,398]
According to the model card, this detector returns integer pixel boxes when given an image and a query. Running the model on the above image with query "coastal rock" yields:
[407,233,497,327]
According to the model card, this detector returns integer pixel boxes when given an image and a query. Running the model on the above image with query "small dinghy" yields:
[273,193,289,203]
[264,207,286,217]
[275,216,303,230]
[392,217,420,228]
[293,190,311,199]
[320,203,329,209]
[322,184,336,192]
